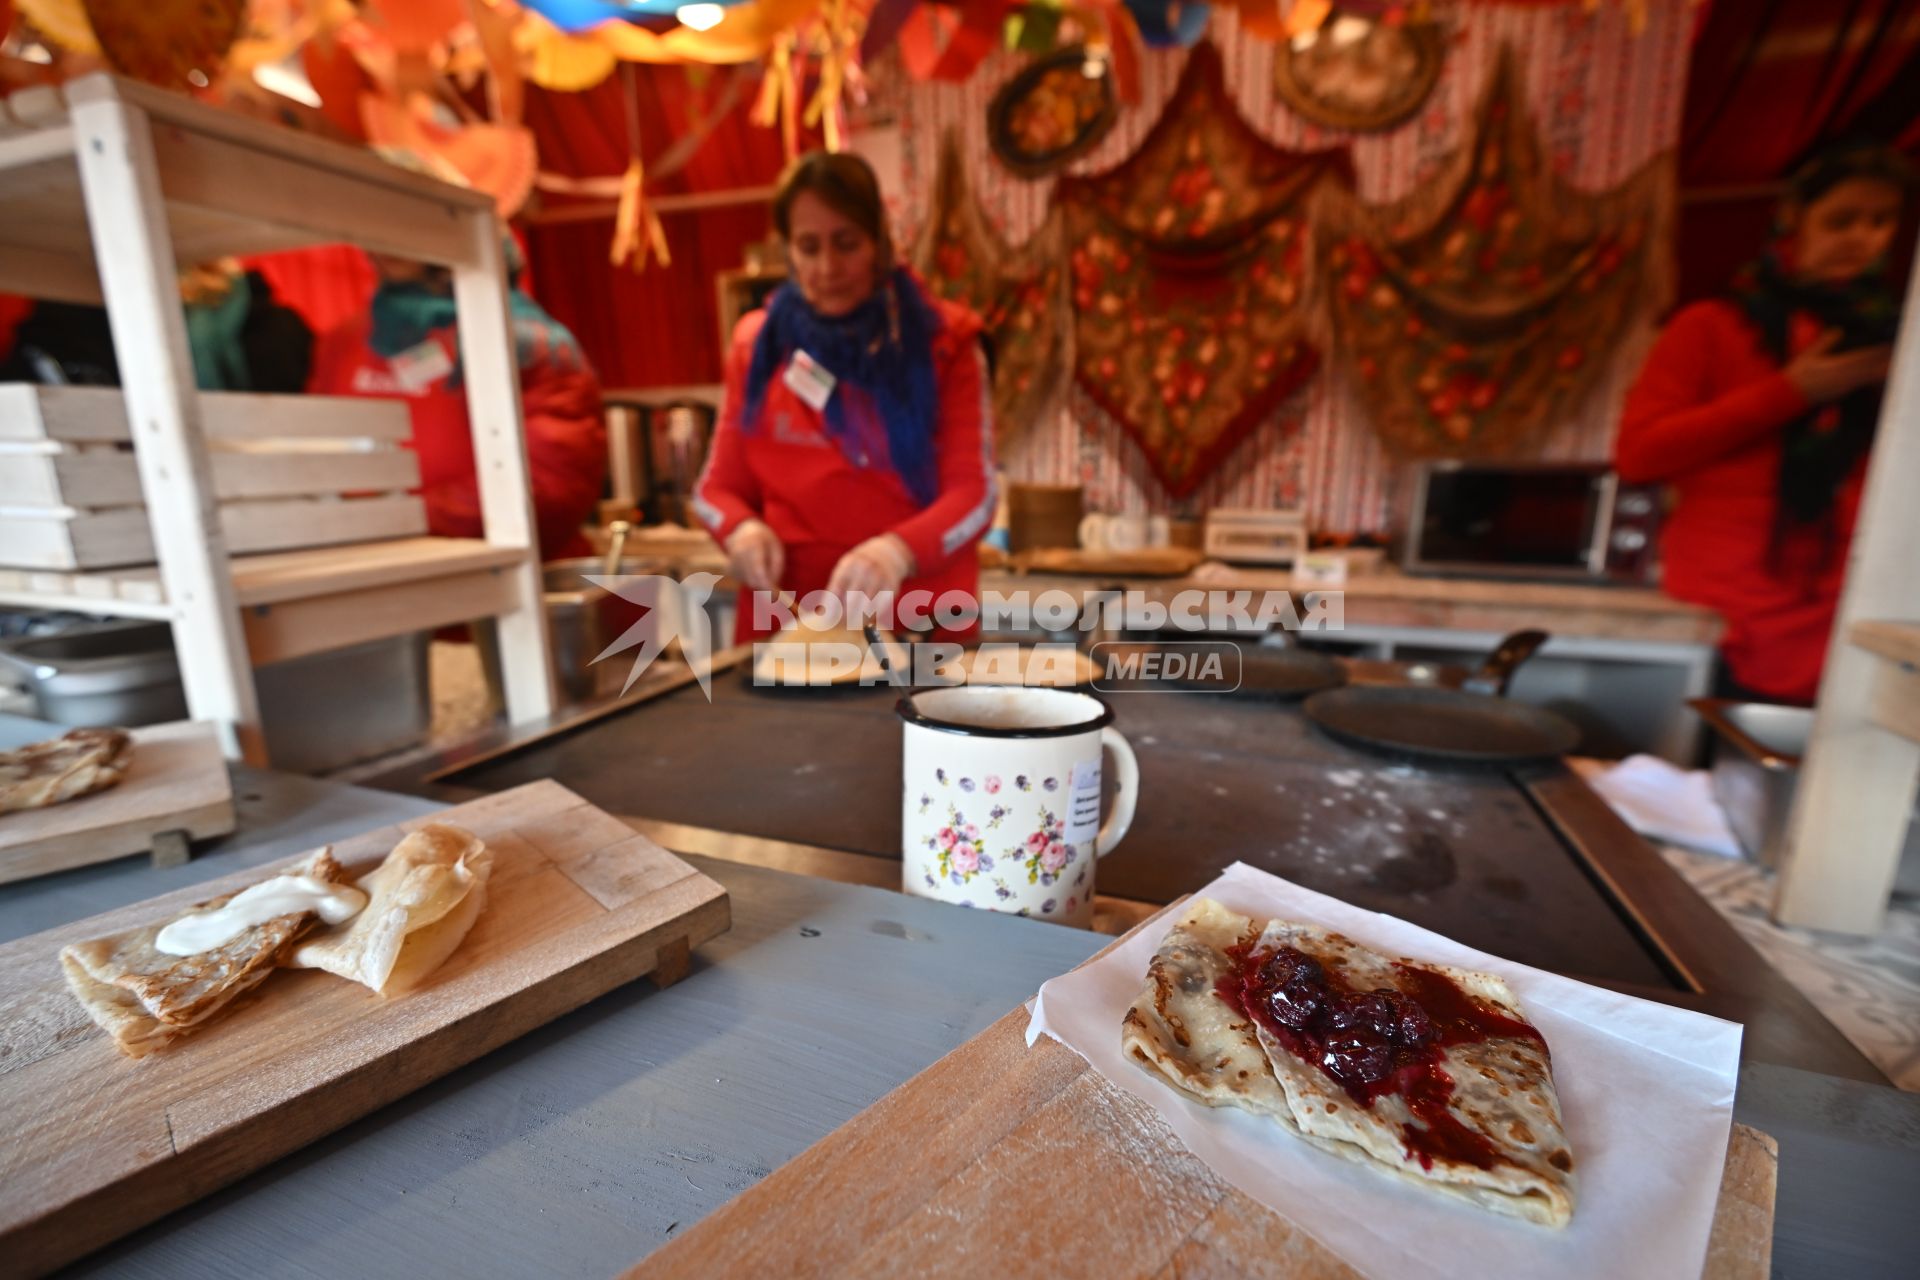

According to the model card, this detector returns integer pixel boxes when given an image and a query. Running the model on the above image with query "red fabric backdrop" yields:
[517,67,802,390]
[244,64,799,391]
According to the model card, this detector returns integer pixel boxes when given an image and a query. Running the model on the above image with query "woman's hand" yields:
[1785,330,1893,405]
[828,534,916,620]
[724,519,785,593]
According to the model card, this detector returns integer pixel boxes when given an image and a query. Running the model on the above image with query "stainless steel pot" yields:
[0,618,432,774]
[0,620,188,726]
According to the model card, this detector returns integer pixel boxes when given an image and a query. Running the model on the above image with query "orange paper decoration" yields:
[81,0,245,89]
[362,95,538,218]
[18,0,101,56]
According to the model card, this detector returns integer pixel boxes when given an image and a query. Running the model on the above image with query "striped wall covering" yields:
[882,2,1694,533]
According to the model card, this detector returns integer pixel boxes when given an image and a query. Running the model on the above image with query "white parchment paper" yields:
[1026,862,1742,1280]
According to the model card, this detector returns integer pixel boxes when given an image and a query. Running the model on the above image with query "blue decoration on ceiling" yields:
[1125,1,1211,48]
[519,0,748,35]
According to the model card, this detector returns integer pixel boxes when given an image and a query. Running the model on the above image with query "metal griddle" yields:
[442,672,1673,988]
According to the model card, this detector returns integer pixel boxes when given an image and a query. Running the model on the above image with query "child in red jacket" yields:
[309,249,606,560]
[1617,143,1911,704]
[694,151,995,642]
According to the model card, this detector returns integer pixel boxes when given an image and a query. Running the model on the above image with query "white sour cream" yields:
[154,875,368,957]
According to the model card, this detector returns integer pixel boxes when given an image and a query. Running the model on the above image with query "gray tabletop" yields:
[0,766,1103,1278]
[4,761,1915,1278]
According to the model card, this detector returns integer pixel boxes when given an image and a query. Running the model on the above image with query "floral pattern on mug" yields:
[930,804,992,885]
[1008,807,1075,887]
[917,793,931,815]
[984,775,1002,794]
[987,804,1009,829]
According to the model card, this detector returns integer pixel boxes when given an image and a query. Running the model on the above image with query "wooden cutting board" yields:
[0,720,235,885]
[631,933,1777,1280]
[0,779,729,1278]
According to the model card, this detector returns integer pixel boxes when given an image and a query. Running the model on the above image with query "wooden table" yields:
[0,762,1913,1277]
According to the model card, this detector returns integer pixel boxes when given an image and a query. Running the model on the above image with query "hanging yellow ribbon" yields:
[751,30,801,161]
[610,154,671,271]
[800,0,856,153]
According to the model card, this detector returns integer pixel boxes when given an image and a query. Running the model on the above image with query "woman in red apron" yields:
[692,151,995,642]
[1617,144,1912,704]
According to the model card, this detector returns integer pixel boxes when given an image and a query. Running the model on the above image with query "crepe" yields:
[936,645,1097,688]
[1124,898,1575,1227]
[60,847,351,1058]
[291,824,492,995]
[751,612,907,686]
[0,727,132,815]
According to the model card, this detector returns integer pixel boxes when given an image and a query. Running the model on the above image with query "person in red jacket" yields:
[308,246,606,560]
[1617,143,1913,704]
[693,151,995,642]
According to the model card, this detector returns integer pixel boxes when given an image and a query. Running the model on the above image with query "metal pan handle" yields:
[1462,629,1549,697]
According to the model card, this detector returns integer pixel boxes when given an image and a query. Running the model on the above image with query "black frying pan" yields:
[1301,630,1580,764]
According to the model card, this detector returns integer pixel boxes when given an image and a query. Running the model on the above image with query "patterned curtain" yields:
[1055,43,1348,497]
[1318,52,1674,457]
[912,131,1073,448]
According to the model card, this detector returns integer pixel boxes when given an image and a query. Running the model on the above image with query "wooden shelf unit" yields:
[0,74,555,763]
[1773,254,1920,932]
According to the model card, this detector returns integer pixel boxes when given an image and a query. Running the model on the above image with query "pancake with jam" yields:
[1124,898,1575,1227]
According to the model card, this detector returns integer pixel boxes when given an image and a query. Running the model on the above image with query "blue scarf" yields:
[740,266,943,506]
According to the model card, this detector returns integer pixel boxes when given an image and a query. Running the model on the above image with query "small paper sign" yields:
[389,339,453,392]
[1066,758,1102,847]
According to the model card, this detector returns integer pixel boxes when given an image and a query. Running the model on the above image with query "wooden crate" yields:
[0,384,412,443]
[0,385,424,570]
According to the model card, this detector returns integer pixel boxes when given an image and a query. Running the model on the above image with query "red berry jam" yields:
[1219,940,1549,1172]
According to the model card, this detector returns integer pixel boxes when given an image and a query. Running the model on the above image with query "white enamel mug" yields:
[898,686,1139,927]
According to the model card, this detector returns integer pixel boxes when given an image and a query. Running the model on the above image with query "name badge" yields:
[389,339,454,392]
[782,349,837,411]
